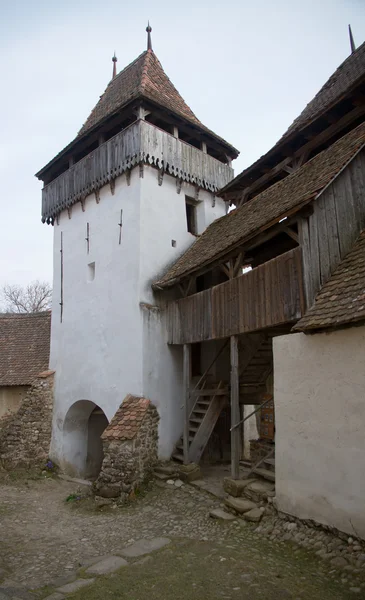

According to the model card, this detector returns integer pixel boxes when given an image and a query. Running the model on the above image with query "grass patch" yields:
[66,539,354,600]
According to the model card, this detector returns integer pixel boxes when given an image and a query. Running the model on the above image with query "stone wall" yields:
[250,439,274,465]
[0,372,54,469]
[94,395,159,502]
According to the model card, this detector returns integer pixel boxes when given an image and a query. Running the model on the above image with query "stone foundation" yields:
[0,371,54,469]
[94,395,159,500]
[249,438,274,464]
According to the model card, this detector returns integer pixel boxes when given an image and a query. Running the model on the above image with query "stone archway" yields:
[62,400,108,479]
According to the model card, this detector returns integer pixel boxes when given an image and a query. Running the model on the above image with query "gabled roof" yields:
[294,230,365,332]
[102,394,151,441]
[78,49,238,155]
[281,41,365,142]
[0,312,51,386]
[154,121,365,289]
[220,41,365,197]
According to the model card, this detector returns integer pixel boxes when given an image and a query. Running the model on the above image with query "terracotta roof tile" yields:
[77,50,237,155]
[0,312,51,386]
[154,122,365,288]
[102,394,151,441]
[294,230,365,332]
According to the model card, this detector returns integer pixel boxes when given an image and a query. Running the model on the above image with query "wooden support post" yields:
[183,344,191,464]
[230,335,240,479]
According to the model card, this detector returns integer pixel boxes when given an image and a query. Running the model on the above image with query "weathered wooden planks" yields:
[42,120,234,222]
[167,248,303,344]
[299,148,365,308]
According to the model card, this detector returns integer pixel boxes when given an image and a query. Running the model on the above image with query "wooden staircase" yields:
[172,380,229,464]
[239,335,273,390]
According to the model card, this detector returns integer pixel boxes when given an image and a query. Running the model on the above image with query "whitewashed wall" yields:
[49,169,143,471]
[139,167,227,458]
[274,327,365,539]
[49,163,227,471]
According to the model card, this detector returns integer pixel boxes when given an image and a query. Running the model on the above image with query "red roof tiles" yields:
[102,394,151,441]
[0,312,51,386]
[77,50,237,155]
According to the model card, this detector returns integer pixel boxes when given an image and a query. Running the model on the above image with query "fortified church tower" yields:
[36,26,238,477]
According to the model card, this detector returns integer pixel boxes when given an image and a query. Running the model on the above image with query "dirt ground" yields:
[0,474,364,599]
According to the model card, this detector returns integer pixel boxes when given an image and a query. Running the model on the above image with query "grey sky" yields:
[0,0,364,289]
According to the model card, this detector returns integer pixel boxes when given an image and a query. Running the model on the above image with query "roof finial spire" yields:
[112,51,118,79]
[146,21,152,51]
[348,24,356,54]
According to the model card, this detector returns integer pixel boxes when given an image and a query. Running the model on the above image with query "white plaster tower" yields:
[36,25,238,477]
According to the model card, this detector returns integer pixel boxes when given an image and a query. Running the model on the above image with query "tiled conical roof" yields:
[79,50,202,136]
[77,49,237,154]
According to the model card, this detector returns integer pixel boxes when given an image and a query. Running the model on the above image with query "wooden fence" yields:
[167,248,304,344]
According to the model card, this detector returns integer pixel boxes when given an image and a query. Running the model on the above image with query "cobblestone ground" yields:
[0,476,364,599]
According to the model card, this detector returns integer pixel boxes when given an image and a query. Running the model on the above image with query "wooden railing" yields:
[41,120,234,222]
[167,248,305,344]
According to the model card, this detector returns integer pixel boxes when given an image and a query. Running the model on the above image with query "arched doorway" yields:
[62,400,108,479]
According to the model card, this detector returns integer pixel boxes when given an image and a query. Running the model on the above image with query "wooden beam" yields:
[183,344,191,464]
[230,335,240,479]
[283,227,299,243]
[224,103,365,203]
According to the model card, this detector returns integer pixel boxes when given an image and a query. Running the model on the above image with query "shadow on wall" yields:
[62,400,108,479]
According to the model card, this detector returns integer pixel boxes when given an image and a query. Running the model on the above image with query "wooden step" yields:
[192,408,207,415]
[190,417,203,424]
[253,467,275,482]
[189,425,199,433]
[172,453,184,462]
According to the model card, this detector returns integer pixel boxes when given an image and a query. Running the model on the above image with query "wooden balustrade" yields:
[167,247,304,344]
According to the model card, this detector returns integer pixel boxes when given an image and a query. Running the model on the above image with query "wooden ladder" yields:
[172,380,228,464]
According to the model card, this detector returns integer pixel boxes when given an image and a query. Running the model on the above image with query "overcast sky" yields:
[0,0,364,290]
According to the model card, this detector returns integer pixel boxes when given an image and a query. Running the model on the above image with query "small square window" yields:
[185,197,197,235]
[171,240,176,247]
[88,262,95,281]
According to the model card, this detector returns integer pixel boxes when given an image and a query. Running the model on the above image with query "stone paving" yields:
[0,475,364,598]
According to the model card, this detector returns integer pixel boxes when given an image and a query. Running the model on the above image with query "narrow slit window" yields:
[185,197,197,235]
[88,262,95,282]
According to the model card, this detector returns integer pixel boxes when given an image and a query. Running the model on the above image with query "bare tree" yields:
[2,281,52,313]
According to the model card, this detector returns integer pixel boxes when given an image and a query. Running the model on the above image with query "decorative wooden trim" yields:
[176,178,182,194]
[42,120,233,223]
[158,168,164,186]
[110,179,116,195]
[194,187,200,202]
[56,214,60,226]
[126,169,131,186]
[139,162,144,178]
[80,198,86,212]
[67,207,72,220]
[95,189,100,204]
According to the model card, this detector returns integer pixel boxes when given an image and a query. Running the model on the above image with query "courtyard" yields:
[0,474,364,599]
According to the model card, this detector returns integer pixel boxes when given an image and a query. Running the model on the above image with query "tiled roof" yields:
[102,394,150,441]
[78,50,237,155]
[281,41,365,142]
[220,42,365,197]
[154,121,365,289]
[294,230,365,332]
[0,312,51,386]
